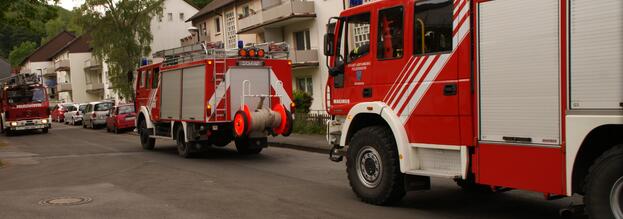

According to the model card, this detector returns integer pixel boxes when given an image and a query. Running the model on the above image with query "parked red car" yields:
[51,103,75,122]
[106,104,136,133]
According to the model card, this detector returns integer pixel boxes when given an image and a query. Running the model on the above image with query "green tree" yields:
[188,0,213,8]
[41,8,83,44]
[0,1,60,59]
[76,0,164,99]
[8,41,37,67]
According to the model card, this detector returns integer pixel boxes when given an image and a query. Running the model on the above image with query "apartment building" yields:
[185,0,344,112]
[49,34,104,103]
[19,31,76,100]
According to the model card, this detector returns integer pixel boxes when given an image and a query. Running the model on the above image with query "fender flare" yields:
[339,102,411,173]
[138,106,154,129]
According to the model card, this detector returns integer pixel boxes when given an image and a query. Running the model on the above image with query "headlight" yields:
[41,119,48,124]
[10,122,17,126]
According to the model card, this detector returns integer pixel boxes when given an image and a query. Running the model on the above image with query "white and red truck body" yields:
[0,74,51,134]
[135,43,294,154]
[325,0,622,204]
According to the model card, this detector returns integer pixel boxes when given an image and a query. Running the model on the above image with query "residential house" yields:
[49,34,104,103]
[0,58,10,80]
[187,0,344,112]
[19,31,76,100]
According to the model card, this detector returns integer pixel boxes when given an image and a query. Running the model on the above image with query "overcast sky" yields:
[50,0,85,10]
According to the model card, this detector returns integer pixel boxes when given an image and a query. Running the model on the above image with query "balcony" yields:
[86,83,104,92]
[54,60,70,71]
[290,49,319,68]
[42,66,56,77]
[84,58,102,71]
[57,82,72,92]
[238,0,316,34]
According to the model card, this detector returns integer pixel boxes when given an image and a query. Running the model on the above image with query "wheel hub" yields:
[356,146,382,188]
[611,176,623,218]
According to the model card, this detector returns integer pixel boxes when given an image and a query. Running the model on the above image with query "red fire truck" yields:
[324,0,622,218]
[135,43,294,157]
[0,73,51,135]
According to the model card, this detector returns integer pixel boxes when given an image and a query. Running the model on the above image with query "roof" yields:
[187,0,235,22]
[20,31,76,65]
[181,0,201,10]
[49,34,94,60]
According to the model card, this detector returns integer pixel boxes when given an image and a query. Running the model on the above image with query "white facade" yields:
[151,0,199,61]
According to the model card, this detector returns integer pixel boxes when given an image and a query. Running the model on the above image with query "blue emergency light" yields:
[350,0,363,7]
[238,40,244,49]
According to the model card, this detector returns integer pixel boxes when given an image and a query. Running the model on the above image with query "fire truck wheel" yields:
[139,119,155,150]
[584,144,623,219]
[235,137,265,155]
[176,127,196,158]
[41,128,48,134]
[347,126,405,205]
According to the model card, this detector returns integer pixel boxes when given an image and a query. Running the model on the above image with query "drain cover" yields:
[39,197,92,206]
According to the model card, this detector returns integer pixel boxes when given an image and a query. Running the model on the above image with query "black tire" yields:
[176,127,195,158]
[584,144,623,219]
[455,176,494,194]
[41,128,48,134]
[113,126,118,134]
[235,137,264,155]
[139,119,155,150]
[5,130,13,136]
[347,126,405,205]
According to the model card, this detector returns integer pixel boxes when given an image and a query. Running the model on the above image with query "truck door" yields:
[476,0,565,194]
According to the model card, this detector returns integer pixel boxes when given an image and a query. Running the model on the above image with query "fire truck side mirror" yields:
[324,33,335,56]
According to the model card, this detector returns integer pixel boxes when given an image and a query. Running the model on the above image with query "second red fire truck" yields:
[324,0,622,218]
[0,73,51,136]
[135,43,294,157]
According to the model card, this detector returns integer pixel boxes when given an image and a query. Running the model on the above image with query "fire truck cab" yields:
[135,43,294,157]
[324,0,622,218]
[0,73,51,135]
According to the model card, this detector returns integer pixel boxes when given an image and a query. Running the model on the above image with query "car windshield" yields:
[65,105,77,111]
[95,102,113,111]
[78,105,87,111]
[7,87,46,104]
[118,106,134,114]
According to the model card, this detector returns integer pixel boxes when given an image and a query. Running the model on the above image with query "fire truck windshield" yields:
[7,87,46,104]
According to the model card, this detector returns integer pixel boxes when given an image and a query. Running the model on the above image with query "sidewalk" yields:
[268,134,331,154]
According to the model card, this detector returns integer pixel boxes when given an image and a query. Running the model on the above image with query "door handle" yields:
[444,83,457,96]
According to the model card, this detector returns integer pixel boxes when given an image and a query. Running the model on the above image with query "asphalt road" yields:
[0,123,584,219]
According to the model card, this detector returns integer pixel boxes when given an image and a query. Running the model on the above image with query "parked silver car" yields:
[64,103,88,125]
[82,101,114,129]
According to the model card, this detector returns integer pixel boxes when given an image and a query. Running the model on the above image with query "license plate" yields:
[125,117,135,121]
[238,60,264,66]
[15,125,44,130]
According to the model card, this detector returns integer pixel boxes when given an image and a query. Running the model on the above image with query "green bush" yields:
[292,112,327,135]
[293,90,313,113]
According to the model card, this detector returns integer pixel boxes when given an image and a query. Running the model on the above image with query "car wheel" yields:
[139,119,155,150]
[176,127,195,158]
[41,128,48,134]
[347,126,405,206]
[113,126,119,134]
[585,144,623,219]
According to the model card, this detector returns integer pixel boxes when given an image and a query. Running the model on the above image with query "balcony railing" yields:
[86,83,104,92]
[238,0,315,33]
[263,0,315,22]
[57,82,72,92]
[238,12,263,31]
[84,58,102,70]
[54,60,70,71]
[291,49,319,65]
[42,66,56,77]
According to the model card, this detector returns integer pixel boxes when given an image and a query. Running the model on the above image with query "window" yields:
[167,13,173,21]
[215,17,221,33]
[144,70,151,89]
[152,68,159,88]
[201,22,207,36]
[241,5,251,18]
[338,13,371,63]
[95,102,113,111]
[414,0,453,55]
[294,30,311,50]
[139,71,145,88]
[224,11,237,49]
[297,77,313,95]
[179,13,184,21]
[377,6,404,59]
